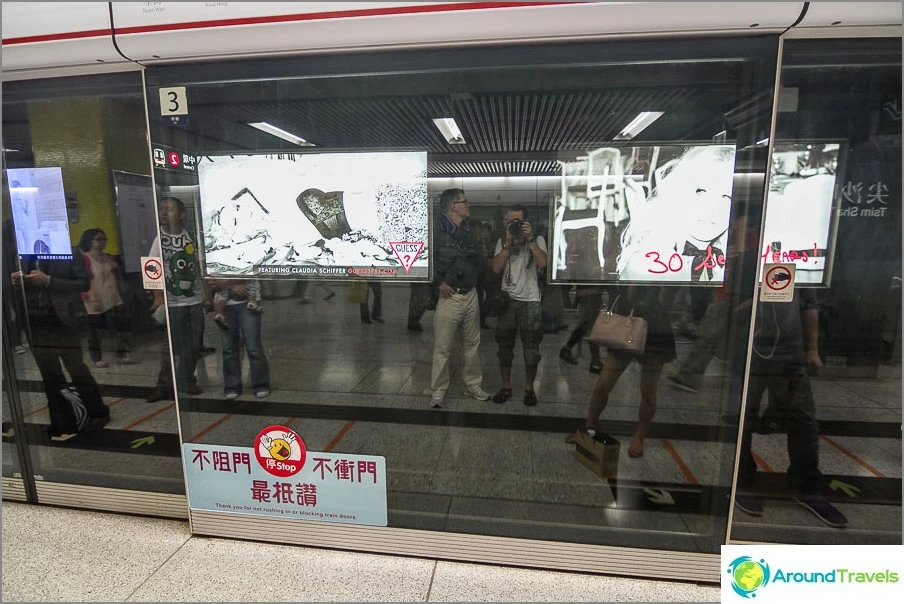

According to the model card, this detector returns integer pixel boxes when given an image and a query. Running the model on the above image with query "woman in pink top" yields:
[78,229,134,368]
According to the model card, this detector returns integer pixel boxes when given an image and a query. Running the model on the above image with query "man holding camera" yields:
[491,204,548,406]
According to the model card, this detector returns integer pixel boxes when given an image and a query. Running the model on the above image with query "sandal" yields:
[492,388,512,404]
[523,390,538,407]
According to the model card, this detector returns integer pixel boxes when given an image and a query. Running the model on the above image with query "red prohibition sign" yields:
[144,258,163,281]
[765,265,792,291]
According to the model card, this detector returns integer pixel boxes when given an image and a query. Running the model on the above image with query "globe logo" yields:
[727,556,771,598]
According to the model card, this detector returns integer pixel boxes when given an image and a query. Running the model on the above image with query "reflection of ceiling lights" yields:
[432,117,467,145]
[247,122,314,146]
[613,111,664,140]
[2,148,21,153]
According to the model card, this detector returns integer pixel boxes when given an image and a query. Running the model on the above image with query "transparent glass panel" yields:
[2,73,184,493]
[146,36,779,553]
[730,37,902,544]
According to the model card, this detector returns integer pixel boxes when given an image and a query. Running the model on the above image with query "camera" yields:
[507,219,525,238]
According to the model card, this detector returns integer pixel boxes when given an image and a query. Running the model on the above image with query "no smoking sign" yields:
[760,263,796,303]
[142,256,164,290]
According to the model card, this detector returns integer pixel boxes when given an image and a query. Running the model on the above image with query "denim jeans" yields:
[221,303,270,395]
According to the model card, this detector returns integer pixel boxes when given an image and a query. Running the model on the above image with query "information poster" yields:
[550,144,737,284]
[761,141,843,286]
[6,167,72,260]
[113,171,158,273]
[197,152,429,280]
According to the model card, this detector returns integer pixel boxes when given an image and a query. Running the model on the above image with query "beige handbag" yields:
[588,295,648,354]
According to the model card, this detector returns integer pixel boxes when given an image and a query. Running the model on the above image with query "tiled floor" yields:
[0,502,721,602]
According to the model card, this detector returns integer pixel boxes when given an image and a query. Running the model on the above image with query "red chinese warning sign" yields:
[254,425,307,477]
[389,241,424,273]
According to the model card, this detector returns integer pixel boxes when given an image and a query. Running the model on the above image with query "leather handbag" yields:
[588,295,648,353]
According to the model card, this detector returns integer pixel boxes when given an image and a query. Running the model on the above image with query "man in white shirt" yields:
[146,197,206,402]
[490,204,548,406]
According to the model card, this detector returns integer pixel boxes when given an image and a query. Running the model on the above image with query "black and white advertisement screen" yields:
[550,144,737,284]
[197,152,429,280]
[6,167,73,260]
[762,142,842,286]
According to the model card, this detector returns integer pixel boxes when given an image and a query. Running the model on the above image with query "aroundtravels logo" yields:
[727,556,771,598]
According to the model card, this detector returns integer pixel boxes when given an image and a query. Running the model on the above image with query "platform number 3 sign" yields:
[159,87,188,124]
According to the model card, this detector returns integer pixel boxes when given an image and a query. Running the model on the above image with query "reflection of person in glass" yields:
[147,197,206,402]
[428,189,491,408]
[490,204,548,406]
[734,289,848,528]
[618,146,735,282]
[210,278,270,400]
[79,228,134,368]
[10,250,110,435]
[567,286,675,458]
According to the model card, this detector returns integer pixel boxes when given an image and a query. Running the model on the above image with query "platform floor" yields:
[1,501,721,602]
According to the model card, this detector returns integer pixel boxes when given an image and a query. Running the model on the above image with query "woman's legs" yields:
[584,351,630,430]
[629,359,665,457]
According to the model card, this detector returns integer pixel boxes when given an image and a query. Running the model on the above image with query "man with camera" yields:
[491,204,548,406]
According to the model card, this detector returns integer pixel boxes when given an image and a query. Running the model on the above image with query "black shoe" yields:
[589,363,602,374]
[201,346,216,356]
[734,492,763,517]
[81,415,110,434]
[323,292,336,301]
[362,319,372,324]
[372,317,384,323]
[298,299,314,305]
[213,316,229,331]
[523,391,538,407]
[793,494,848,528]
[559,347,578,365]
[407,323,423,332]
[146,387,172,403]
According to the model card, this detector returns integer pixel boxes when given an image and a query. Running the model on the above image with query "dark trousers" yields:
[738,359,822,496]
[86,307,131,362]
[29,315,108,432]
[603,221,628,278]
[360,282,383,322]
[564,291,602,366]
[158,304,204,393]
[495,299,543,370]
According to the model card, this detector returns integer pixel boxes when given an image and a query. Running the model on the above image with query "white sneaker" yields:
[255,389,270,399]
[430,391,445,408]
[225,392,239,400]
[464,387,491,401]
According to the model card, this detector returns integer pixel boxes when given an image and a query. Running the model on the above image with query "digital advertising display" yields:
[6,167,73,261]
[550,144,737,284]
[761,141,842,286]
[197,152,429,280]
